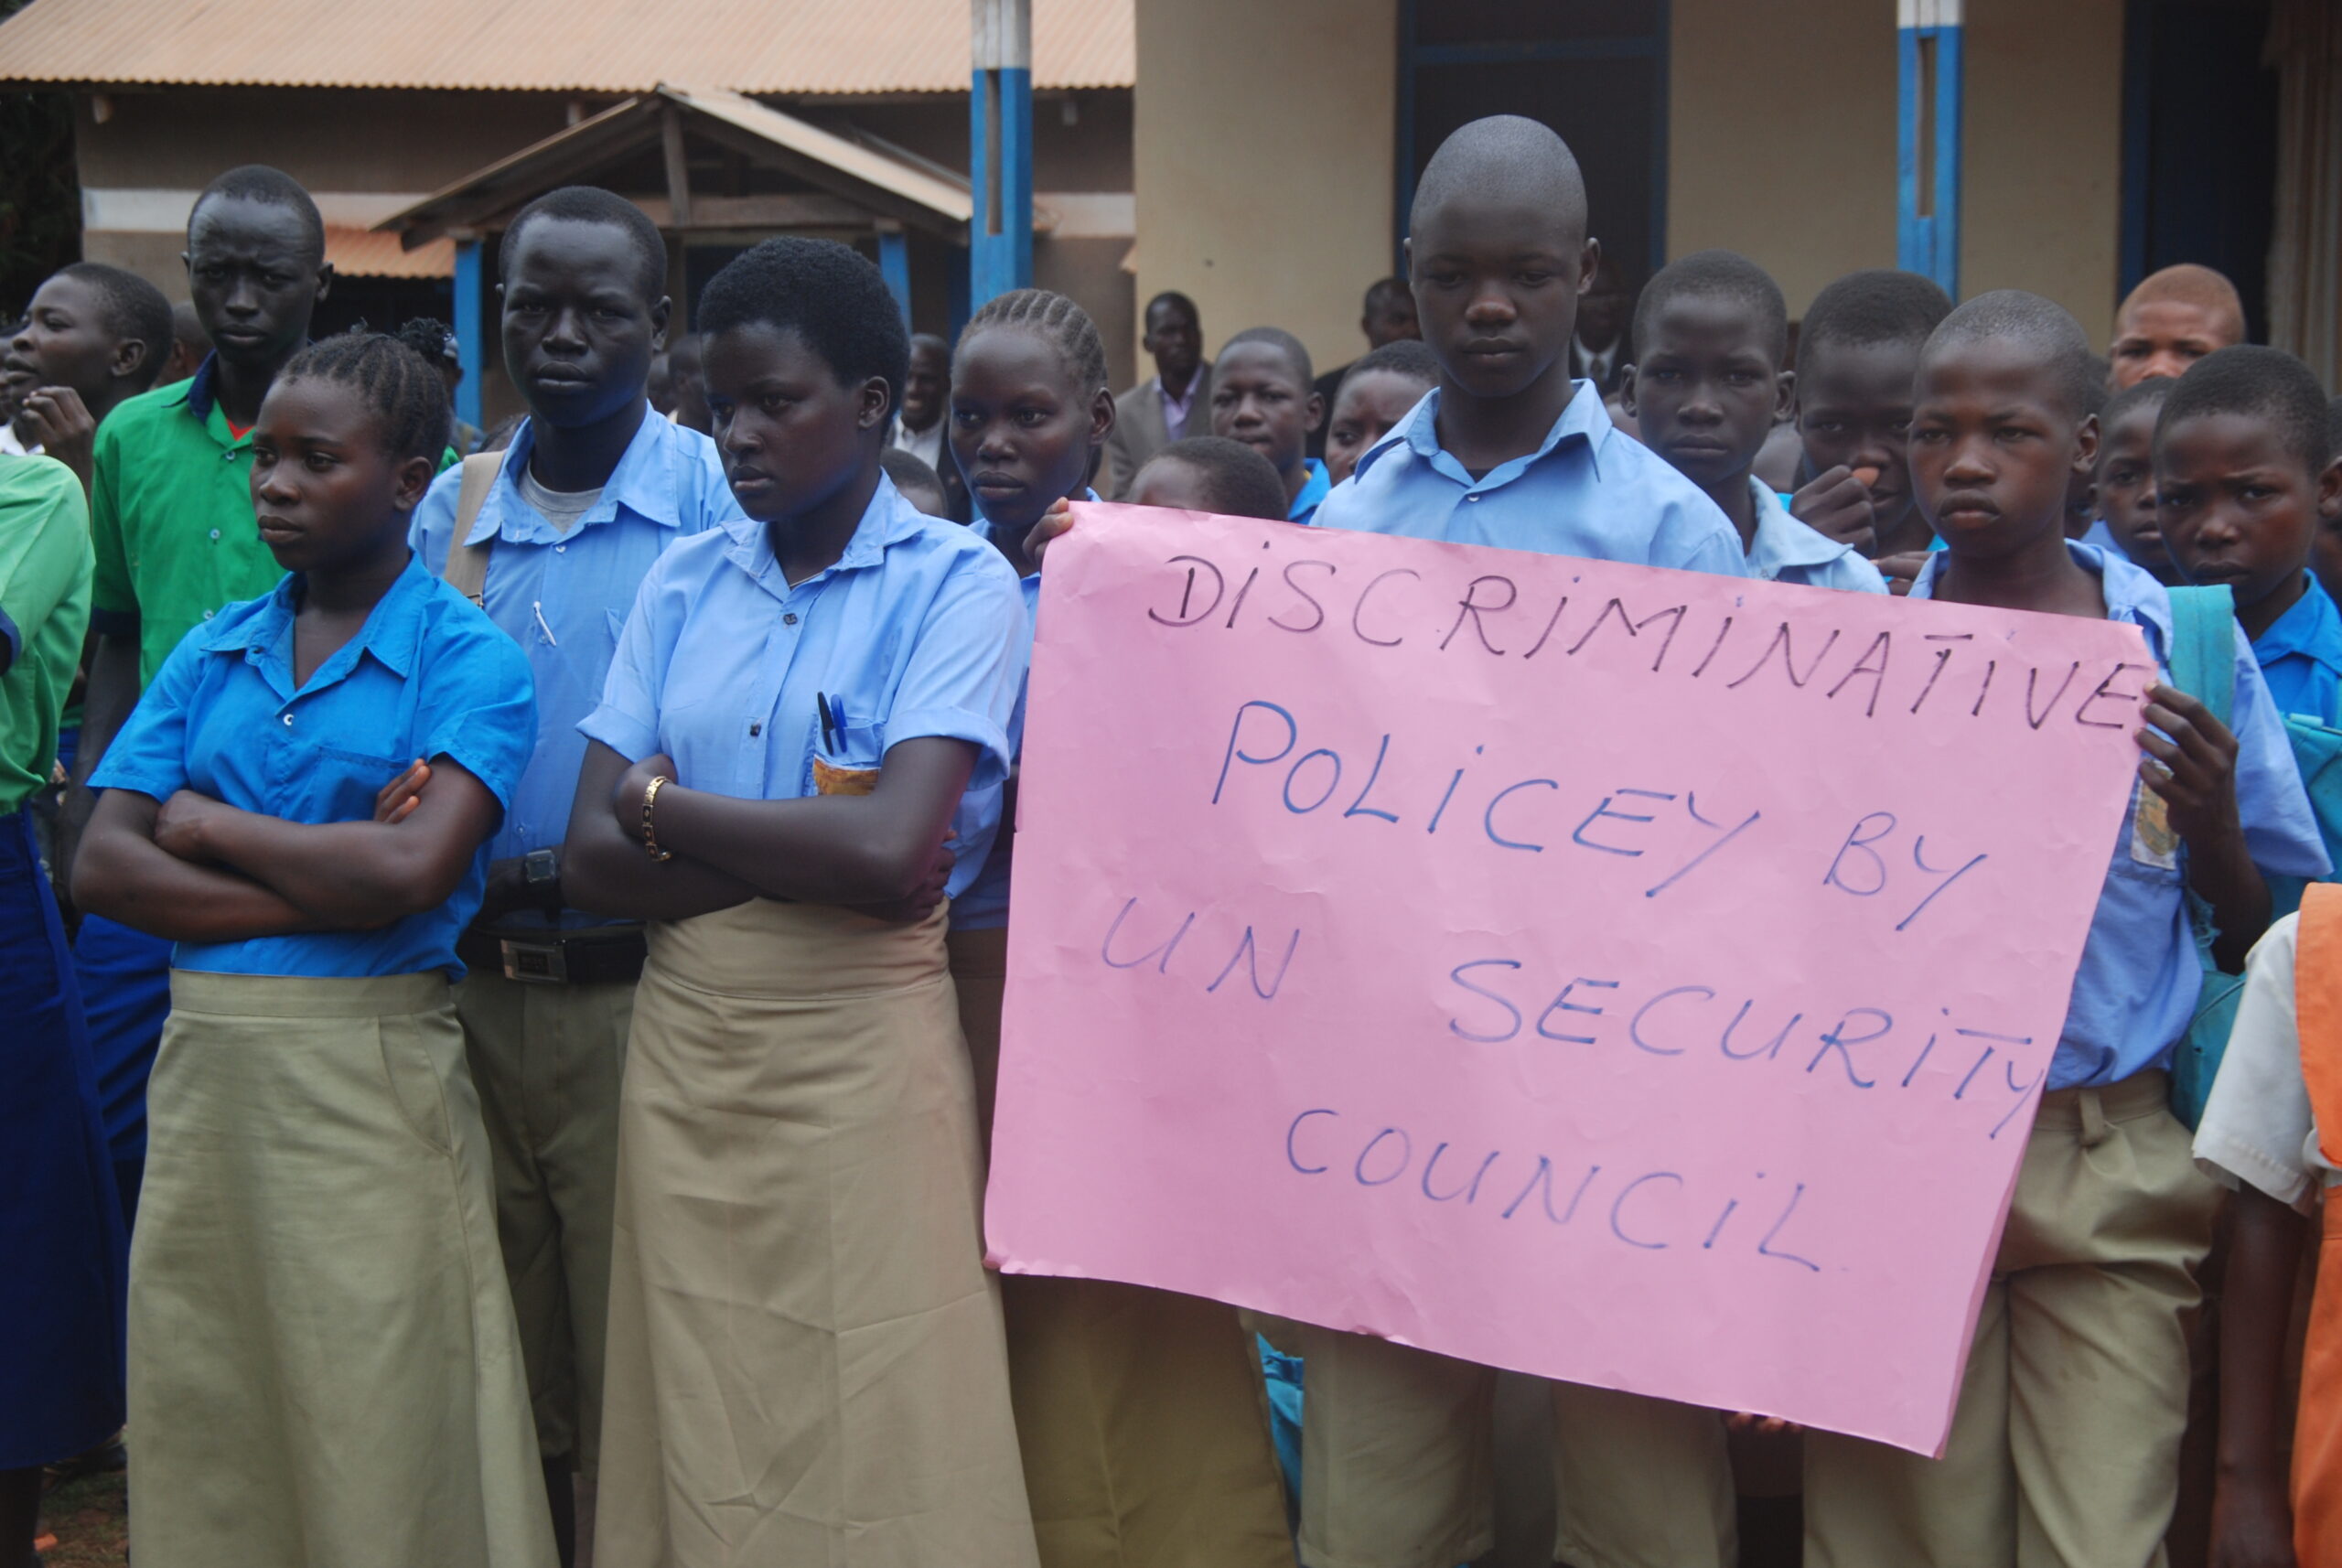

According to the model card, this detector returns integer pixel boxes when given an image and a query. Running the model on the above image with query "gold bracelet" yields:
[640,774,675,862]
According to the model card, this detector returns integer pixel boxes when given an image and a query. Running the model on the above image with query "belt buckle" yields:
[500,938,568,985]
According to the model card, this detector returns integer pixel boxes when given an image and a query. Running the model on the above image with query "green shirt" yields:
[0,454,92,812]
[91,362,285,688]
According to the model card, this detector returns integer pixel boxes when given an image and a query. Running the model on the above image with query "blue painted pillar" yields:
[452,236,486,429]
[877,227,912,327]
[970,0,1033,306]
[1896,0,1963,296]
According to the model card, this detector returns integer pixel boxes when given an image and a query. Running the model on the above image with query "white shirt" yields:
[888,415,946,474]
[2195,910,2342,1209]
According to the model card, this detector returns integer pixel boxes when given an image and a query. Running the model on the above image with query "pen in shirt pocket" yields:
[816,691,836,756]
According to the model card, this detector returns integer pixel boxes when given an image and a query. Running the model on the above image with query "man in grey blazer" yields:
[1104,291,1210,498]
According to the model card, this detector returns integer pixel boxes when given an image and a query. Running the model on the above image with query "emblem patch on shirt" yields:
[2131,779,2180,870]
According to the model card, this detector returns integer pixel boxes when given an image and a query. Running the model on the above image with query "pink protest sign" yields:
[986,504,2149,1455]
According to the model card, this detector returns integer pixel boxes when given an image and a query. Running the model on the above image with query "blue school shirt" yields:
[1911,542,2328,1089]
[2250,577,2342,727]
[1318,383,1744,575]
[580,477,1026,901]
[410,412,735,928]
[1289,458,1331,524]
[1743,480,1887,594]
[953,497,1095,931]
[89,554,536,980]
[2082,518,2123,555]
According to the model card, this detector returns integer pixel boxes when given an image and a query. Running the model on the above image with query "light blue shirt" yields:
[1744,479,1887,594]
[91,554,535,980]
[1316,382,1745,575]
[581,478,1026,901]
[411,413,734,926]
[1912,542,2329,1088]
[954,498,1090,931]
[2251,576,2342,727]
[1289,457,1331,524]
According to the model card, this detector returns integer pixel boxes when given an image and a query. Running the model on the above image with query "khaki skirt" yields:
[128,971,555,1568]
[596,900,1037,1568]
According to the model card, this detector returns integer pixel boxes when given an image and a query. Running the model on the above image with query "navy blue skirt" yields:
[0,804,127,1466]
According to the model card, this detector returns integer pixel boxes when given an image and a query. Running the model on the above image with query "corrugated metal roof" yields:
[325,225,453,277]
[0,0,1133,92]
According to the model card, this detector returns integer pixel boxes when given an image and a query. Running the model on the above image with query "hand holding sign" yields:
[986,504,2144,1455]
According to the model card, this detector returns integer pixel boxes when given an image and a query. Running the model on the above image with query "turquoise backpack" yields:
[2166,585,2342,1128]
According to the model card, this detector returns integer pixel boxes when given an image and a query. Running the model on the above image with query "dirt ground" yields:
[39,1471,128,1567]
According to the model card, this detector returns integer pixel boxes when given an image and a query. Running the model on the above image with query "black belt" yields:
[457,925,648,986]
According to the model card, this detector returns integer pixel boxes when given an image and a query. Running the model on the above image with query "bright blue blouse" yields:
[579,478,1026,901]
[2251,576,2342,727]
[90,553,537,979]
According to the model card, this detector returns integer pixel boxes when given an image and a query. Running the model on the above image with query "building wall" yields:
[1960,0,2123,339]
[1665,0,1898,320]
[1133,0,1397,390]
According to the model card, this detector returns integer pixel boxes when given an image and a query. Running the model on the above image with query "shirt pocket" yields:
[307,745,412,824]
[2111,778,2186,889]
[806,720,885,797]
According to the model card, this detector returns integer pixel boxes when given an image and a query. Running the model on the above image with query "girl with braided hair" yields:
[73,332,552,1568]
[947,289,1295,1568]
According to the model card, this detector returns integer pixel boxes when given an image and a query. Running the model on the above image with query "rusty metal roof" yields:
[326,225,454,277]
[0,0,1133,92]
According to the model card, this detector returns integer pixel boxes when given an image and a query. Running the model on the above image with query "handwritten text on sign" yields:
[986,506,2145,1455]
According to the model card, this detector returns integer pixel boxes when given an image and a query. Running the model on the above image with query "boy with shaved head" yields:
[2111,263,2247,391]
[1803,291,2325,1567]
[1304,113,1743,1568]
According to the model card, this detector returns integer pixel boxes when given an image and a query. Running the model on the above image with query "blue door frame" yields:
[1896,0,1963,296]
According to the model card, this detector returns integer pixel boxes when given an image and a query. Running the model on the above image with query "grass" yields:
[38,1471,128,1567]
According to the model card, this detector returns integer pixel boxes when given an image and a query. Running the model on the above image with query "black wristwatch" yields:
[522,848,560,907]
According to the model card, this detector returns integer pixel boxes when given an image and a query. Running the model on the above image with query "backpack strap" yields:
[2296,883,2342,1166]
[439,452,502,607]
[2165,583,2236,729]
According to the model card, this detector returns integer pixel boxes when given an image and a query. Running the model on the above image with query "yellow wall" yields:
[1666,0,1899,320]
[1961,0,2123,341]
[1133,0,1396,387]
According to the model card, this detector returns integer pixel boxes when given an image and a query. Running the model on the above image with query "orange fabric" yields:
[2291,884,2342,1564]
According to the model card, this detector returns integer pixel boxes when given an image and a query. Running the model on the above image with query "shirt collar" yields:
[467,405,687,546]
[2251,576,2342,673]
[1290,458,1332,521]
[183,353,220,421]
[199,551,437,683]
[721,475,930,596]
[1369,379,1611,490]
[1911,539,2175,655]
[1746,480,1853,572]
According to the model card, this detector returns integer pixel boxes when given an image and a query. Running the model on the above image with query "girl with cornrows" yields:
[72,333,551,1568]
[562,239,1037,1566]
[948,288,1296,1568]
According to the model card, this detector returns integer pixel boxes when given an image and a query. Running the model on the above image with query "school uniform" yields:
[0,455,127,1474]
[2251,575,2342,726]
[411,412,732,1480]
[1315,382,1746,575]
[78,355,289,1218]
[580,478,1038,1567]
[88,553,547,1568]
[1803,541,2330,1568]
[2195,891,2342,1566]
[1300,380,1747,1568]
[952,504,1294,1568]
[1289,457,1332,524]
[1743,478,1888,593]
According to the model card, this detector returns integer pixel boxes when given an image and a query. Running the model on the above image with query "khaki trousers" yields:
[454,962,632,1471]
[1804,1069,2220,1568]
[130,972,554,1568]
[596,901,1037,1568]
[1291,1328,1734,1568]
[949,925,1295,1568]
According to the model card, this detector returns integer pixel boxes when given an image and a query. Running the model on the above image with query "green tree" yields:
[0,0,79,319]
